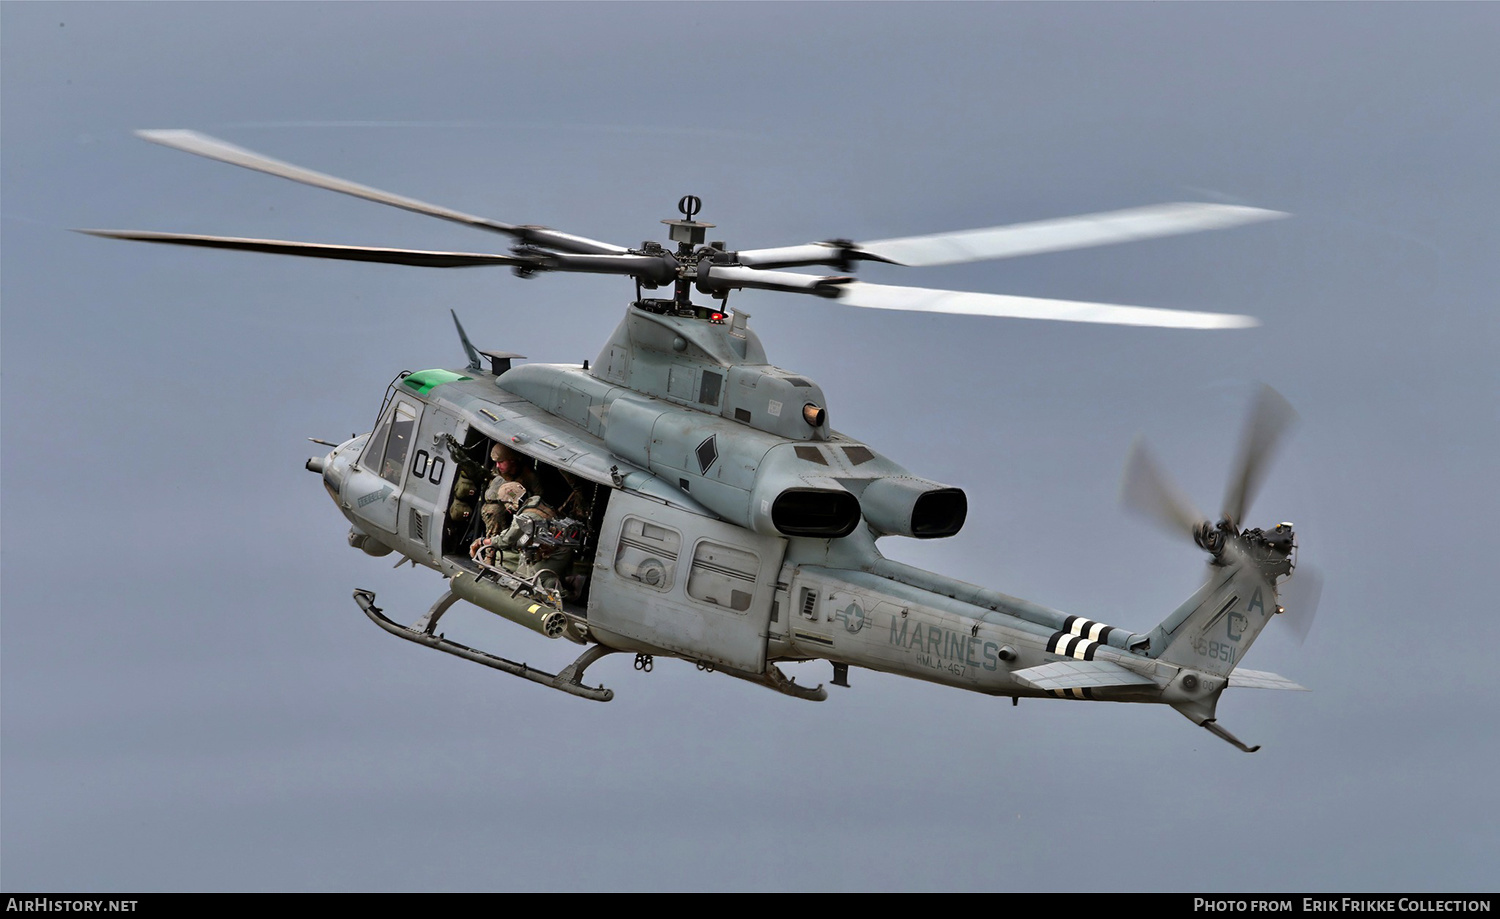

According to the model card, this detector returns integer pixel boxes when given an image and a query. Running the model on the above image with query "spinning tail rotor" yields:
[1120,384,1321,642]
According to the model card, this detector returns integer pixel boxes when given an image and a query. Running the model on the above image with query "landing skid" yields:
[715,661,829,702]
[353,588,616,702]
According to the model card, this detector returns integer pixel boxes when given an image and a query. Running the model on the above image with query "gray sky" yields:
[3,2,1497,892]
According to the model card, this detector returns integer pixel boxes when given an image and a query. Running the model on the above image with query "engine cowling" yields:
[859,476,968,539]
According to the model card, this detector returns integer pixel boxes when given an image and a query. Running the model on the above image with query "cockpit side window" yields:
[378,401,418,484]
[361,413,394,472]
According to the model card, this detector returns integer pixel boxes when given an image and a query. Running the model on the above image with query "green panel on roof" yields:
[401,369,472,395]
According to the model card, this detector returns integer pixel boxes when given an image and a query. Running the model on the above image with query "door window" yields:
[687,540,760,612]
[614,517,681,591]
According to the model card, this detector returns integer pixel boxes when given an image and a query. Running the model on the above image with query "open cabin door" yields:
[590,490,786,673]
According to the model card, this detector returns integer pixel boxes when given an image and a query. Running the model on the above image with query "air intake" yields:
[771,488,862,538]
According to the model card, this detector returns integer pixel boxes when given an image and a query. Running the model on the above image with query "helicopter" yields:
[84,129,1321,752]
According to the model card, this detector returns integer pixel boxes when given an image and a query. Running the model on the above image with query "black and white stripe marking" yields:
[1052,687,1096,700]
[1045,616,1118,662]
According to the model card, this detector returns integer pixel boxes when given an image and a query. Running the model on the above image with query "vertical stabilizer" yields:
[1146,558,1279,679]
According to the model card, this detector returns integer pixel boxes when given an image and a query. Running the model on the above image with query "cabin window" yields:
[614,516,681,592]
[686,540,759,612]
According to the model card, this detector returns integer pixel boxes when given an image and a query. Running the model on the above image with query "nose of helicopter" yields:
[305,435,364,502]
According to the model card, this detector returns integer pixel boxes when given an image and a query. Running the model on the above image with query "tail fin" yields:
[1143,560,1283,752]
[1145,558,1279,679]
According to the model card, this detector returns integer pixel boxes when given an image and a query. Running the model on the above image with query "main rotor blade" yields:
[736,203,1287,270]
[698,263,853,297]
[858,203,1287,268]
[833,281,1258,329]
[135,130,628,256]
[77,230,533,268]
[1221,384,1299,526]
[1120,437,1207,540]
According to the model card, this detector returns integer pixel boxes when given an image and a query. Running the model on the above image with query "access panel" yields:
[590,490,787,672]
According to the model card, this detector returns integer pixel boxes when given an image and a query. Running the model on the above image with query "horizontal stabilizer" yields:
[1228,668,1308,691]
[1012,660,1157,692]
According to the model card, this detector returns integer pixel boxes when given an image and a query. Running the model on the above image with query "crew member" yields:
[443,434,489,545]
[479,444,541,539]
[472,483,573,590]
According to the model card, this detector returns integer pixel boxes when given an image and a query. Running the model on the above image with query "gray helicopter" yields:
[86,130,1321,752]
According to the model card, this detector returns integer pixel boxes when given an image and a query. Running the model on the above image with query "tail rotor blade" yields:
[1120,437,1206,541]
[1278,565,1323,645]
[1222,384,1299,526]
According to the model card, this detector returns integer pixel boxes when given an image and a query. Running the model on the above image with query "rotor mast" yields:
[658,194,717,312]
